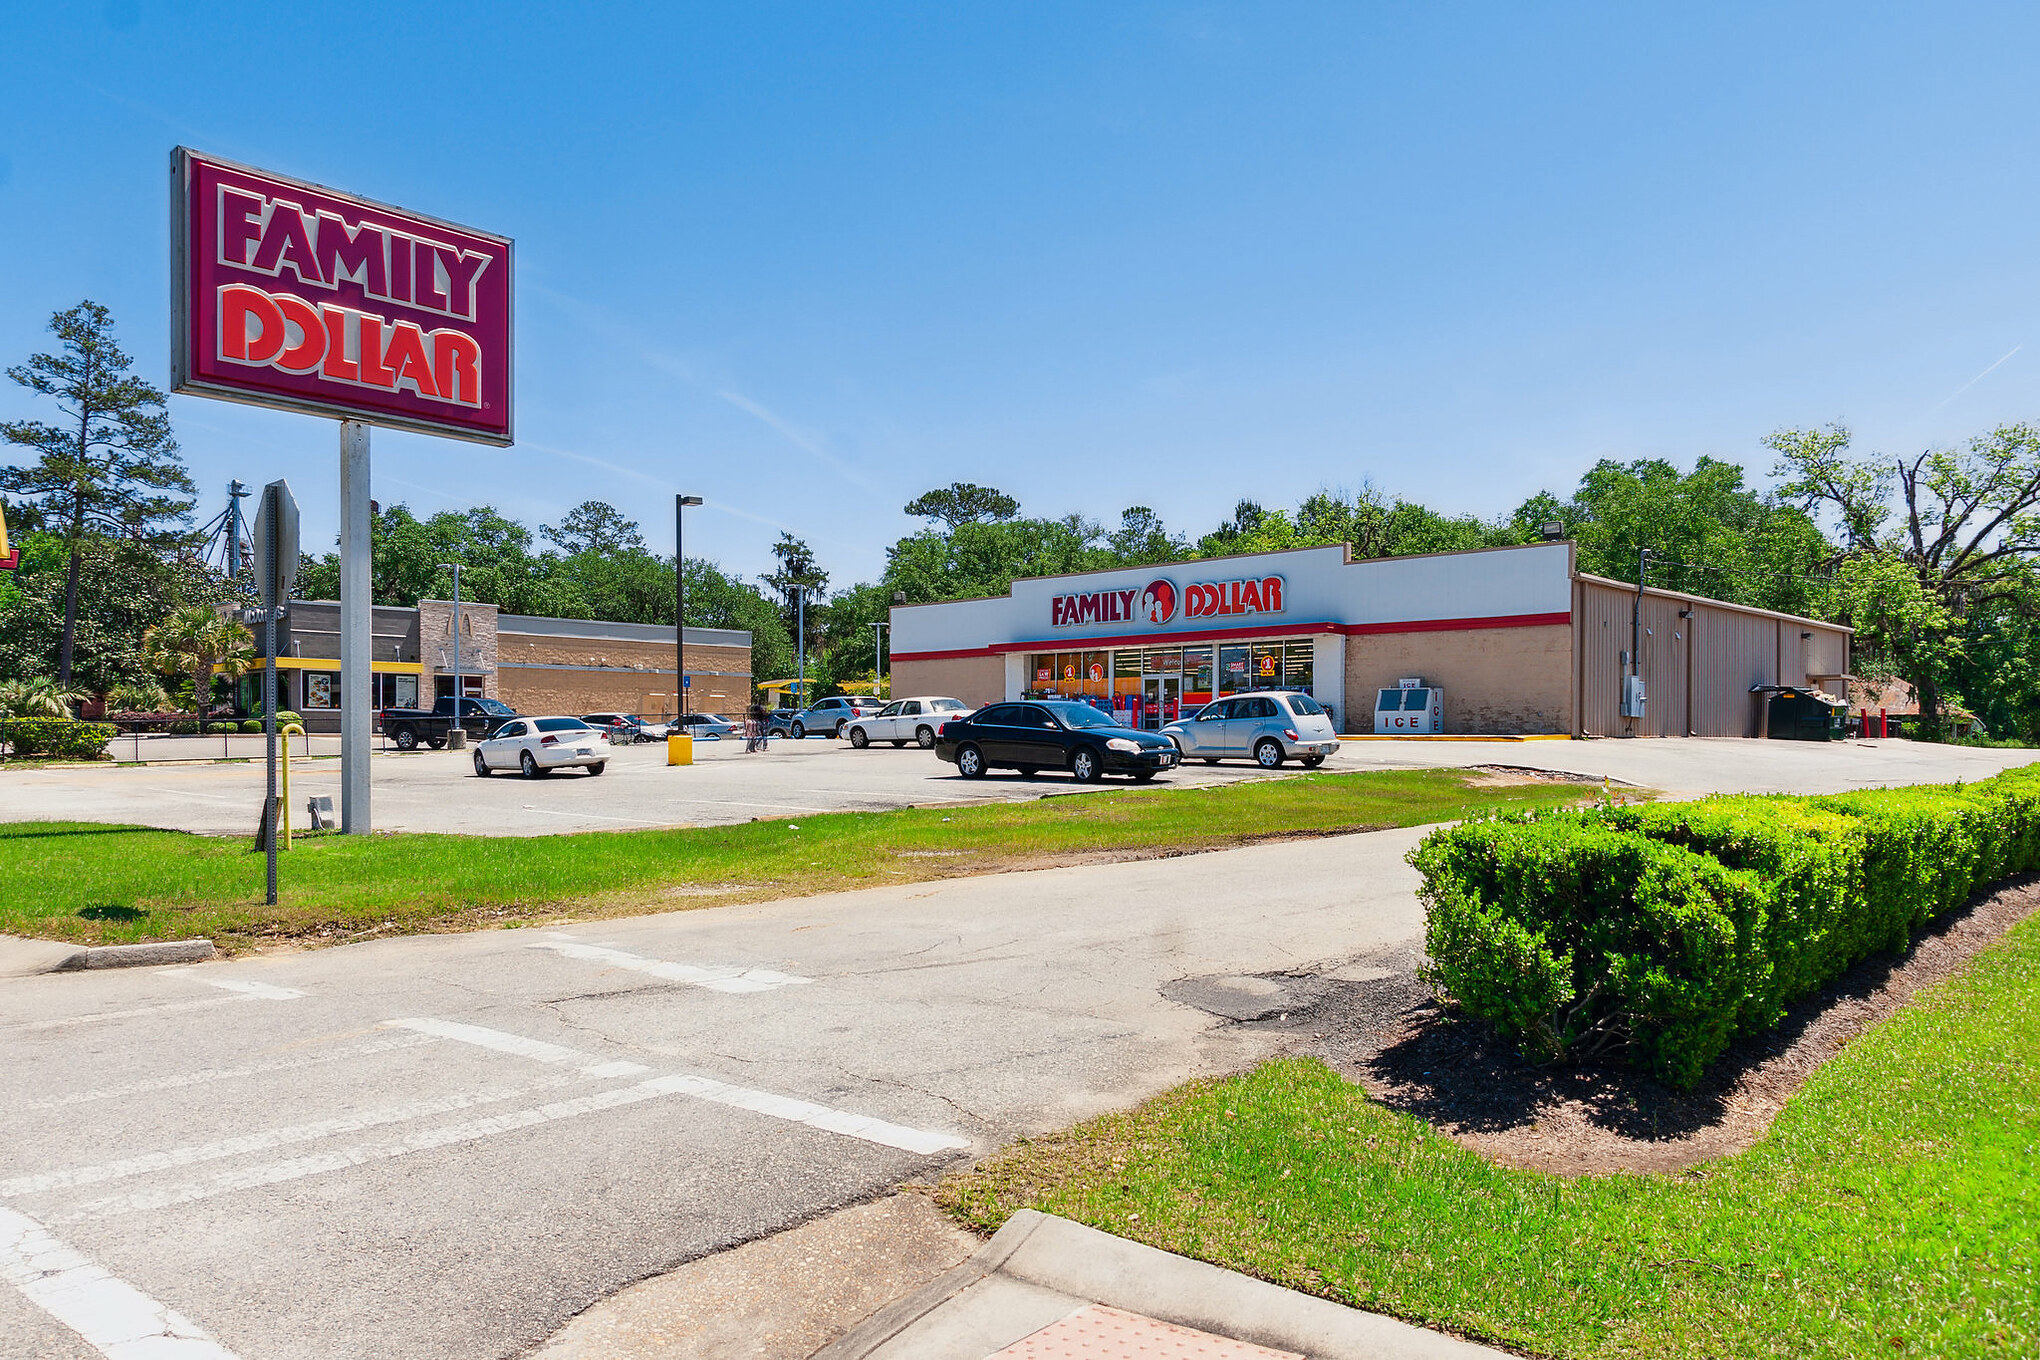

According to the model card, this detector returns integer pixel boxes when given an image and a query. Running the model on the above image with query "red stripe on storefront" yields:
[1335,611,1572,636]
[889,611,1568,664]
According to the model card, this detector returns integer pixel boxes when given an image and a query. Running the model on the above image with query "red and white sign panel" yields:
[171,148,513,446]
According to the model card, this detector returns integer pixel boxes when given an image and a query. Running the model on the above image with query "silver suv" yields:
[790,696,882,739]
[1161,691,1340,768]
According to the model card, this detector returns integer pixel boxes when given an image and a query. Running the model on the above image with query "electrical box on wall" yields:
[1621,674,1647,719]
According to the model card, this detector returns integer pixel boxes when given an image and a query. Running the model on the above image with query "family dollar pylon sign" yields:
[170,148,513,832]
[0,501,16,571]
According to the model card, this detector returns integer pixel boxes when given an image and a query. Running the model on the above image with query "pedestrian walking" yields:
[745,701,766,753]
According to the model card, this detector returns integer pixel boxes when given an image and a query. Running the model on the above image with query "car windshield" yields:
[1286,693,1325,716]
[931,698,967,711]
[535,717,592,733]
[471,699,514,715]
[1044,702,1121,729]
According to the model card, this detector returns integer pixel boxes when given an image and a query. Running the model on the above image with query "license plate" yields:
[576,748,591,756]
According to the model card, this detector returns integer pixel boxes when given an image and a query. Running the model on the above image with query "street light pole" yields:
[796,585,808,707]
[675,495,703,721]
[870,621,888,698]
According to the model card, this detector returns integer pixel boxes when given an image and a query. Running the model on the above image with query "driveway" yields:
[2,735,2030,838]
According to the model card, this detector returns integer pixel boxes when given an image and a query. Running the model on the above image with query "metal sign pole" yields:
[340,421,372,833]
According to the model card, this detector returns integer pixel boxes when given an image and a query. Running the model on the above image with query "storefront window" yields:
[1218,645,1250,696]
[304,672,339,709]
[1183,645,1214,703]
[1282,639,1315,692]
[372,673,419,710]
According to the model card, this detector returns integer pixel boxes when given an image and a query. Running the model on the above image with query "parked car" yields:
[472,716,606,777]
[935,700,1181,782]
[845,696,974,749]
[763,708,800,738]
[789,696,882,739]
[582,712,664,743]
[380,695,522,750]
[671,713,736,740]
[1161,691,1339,768]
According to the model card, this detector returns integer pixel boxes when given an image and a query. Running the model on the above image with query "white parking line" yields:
[0,1205,239,1358]
[2,1075,578,1199]
[18,1032,435,1113]
[382,1017,651,1079]
[14,976,305,1034]
[186,978,304,1000]
[527,937,813,993]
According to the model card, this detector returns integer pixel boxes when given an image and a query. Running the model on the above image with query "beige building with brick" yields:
[888,541,1850,738]
[247,600,751,733]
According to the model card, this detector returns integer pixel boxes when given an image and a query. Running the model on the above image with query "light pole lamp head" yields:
[678,495,704,507]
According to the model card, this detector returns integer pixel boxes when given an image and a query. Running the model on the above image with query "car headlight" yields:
[1105,737,1141,753]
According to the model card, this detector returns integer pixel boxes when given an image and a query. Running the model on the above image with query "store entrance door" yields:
[1141,676,1179,730]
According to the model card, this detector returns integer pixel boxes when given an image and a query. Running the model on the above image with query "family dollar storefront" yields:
[887,541,1852,738]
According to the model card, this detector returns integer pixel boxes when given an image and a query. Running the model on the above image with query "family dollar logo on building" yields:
[172,149,513,446]
[1050,574,1283,629]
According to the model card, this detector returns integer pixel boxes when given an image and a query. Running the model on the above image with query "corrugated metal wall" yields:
[1574,578,1850,737]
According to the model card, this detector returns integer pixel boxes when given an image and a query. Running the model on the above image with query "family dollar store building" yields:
[886,541,1852,738]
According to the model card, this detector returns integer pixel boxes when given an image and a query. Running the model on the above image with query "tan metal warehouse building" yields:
[887,542,1849,737]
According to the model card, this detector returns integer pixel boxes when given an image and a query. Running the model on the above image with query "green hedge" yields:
[1410,765,2040,1087]
[0,718,119,760]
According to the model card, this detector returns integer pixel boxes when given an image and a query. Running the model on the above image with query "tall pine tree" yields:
[1,301,194,682]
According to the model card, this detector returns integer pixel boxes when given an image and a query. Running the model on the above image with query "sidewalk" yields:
[818,1209,1508,1360]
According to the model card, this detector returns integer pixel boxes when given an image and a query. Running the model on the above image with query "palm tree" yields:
[105,679,175,714]
[141,606,254,717]
[0,677,87,718]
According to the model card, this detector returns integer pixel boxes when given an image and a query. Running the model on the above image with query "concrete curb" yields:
[816,1210,1510,1359]
[47,939,216,972]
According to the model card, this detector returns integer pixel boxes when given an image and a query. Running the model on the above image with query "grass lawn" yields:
[942,913,2040,1359]
[0,767,1585,950]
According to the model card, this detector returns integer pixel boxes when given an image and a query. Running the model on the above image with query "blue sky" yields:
[4,2,2039,585]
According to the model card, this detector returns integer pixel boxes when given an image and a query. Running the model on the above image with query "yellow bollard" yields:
[281,724,305,848]
[666,733,693,766]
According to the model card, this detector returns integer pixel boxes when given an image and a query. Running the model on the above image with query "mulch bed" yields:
[1319,877,2039,1176]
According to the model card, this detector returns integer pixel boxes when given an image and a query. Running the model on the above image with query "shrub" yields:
[1412,765,2040,1087]
[168,720,199,735]
[205,722,233,735]
[240,720,264,733]
[0,718,118,760]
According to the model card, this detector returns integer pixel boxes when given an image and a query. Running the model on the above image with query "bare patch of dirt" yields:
[1320,877,2040,1175]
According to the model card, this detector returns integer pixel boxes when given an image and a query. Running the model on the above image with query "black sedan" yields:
[934,700,1181,782]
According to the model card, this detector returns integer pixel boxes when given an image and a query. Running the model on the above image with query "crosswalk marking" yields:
[0,1205,240,1358]
[527,935,813,993]
[382,1017,652,1078]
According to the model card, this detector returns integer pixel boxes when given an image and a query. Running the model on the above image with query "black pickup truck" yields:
[378,696,522,750]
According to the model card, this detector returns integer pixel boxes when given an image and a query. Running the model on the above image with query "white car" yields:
[846,696,974,749]
[473,716,607,777]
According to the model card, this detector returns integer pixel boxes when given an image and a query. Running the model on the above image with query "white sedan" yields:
[473,716,607,777]
[846,696,974,749]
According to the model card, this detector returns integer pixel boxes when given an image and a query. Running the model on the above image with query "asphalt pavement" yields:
[2,734,2032,838]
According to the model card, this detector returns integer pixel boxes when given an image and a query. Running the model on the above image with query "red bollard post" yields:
[1860,706,1869,739]
[1880,708,1889,738]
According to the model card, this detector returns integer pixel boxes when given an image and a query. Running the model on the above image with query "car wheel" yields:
[1302,755,1324,768]
[1070,747,1101,782]
[426,737,446,750]
[1255,739,1284,769]
[473,750,490,776]
[916,726,936,749]
[957,743,986,779]
[392,728,418,751]
[791,722,806,740]
[849,726,869,749]
[520,751,540,779]
[586,761,606,776]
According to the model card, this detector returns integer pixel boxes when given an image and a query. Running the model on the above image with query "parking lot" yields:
[0,732,2033,838]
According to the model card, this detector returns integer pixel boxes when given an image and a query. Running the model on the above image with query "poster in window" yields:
[306,673,335,709]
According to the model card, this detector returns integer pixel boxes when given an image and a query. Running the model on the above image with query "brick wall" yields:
[1345,625,1572,735]
[419,599,500,699]
[889,654,1007,709]
[495,630,751,718]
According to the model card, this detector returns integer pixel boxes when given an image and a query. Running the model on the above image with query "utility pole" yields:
[870,621,889,698]
[675,494,703,719]
[795,585,810,707]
